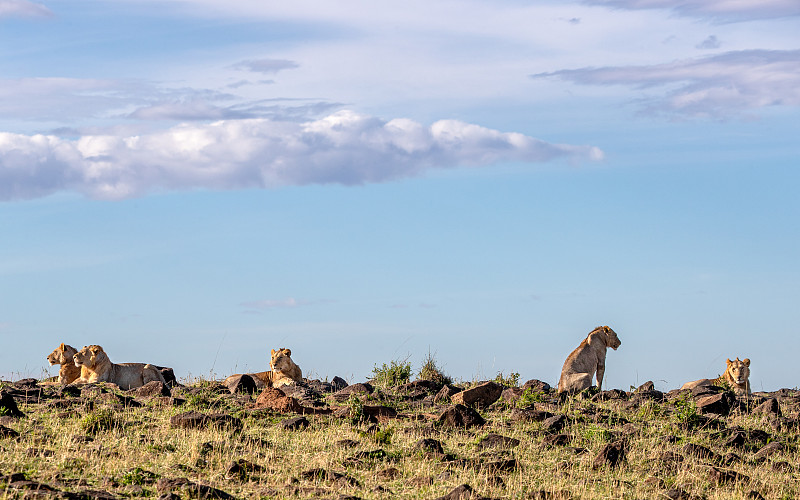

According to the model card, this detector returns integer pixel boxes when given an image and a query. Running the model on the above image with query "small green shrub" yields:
[371,358,412,389]
[120,467,158,486]
[417,350,452,386]
[493,371,520,388]
[673,392,701,427]
[516,387,547,407]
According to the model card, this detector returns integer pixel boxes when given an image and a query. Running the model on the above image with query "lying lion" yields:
[72,345,167,390]
[681,357,751,396]
[225,347,303,389]
[558,326,622,394]
[46,343,82,384]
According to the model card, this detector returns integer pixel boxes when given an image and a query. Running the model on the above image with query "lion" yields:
[224,347,303,389]
[557,326,622,394]
[72,345,167,390]
[681,357,751,396]
[46,343,82,384]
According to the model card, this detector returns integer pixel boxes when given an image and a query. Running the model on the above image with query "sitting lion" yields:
[46,343,82,384]
[681,357,751,396]
[72,345,166,390]
[558,326,622,394]
[225,347,303,389]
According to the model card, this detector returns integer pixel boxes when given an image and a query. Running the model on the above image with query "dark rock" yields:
[476,433,520,449]
[154,366,177,387]
[631,390,664,402]
[414,438,444,455]
[300,468,359,487]
[331,383,373,402]
[59,385,83,398]
[753,398,781,417]
[592,440,626,469]
[331,376,348,391]
[156,477,235,499]
[130,381,172,398]
[0,391,24,418]
[226,458,264,479]
[696,392,732,416]
[224,374,257,395]
[433,384,462,403]
[169,411,243,430]
[0,425,20,438]
[336,439,359,448]
[708,466,748,484]
[280,416,309,431]
[591,389,628,401]
[501,387,523,402]
[438,404,485,428]
[522,379,552,393]
[662,488,694,500]
[434,484,477,500]
[747,491,766,500]
[377,467,401,480]
[363,405,398,421]
[542,414,566,432]
[482,459,517,472]
[510,407,554,423]
[542,434,571,447]
[635,381,655,392]
[525,490,572,499]
[753,441,785,460]
[451,381,503,408]
[156,494,181,500]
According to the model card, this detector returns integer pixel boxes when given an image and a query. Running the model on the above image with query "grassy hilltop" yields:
[0,363,799,500]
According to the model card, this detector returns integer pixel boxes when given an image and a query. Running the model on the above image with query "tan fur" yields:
[681,357,751,396]
[72,345,166,390]
[46,343,82,385]
[224,347,303,389]
[557,326,622,394]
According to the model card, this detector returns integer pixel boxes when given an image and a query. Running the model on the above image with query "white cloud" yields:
[0,111,603,201]
[532,49,800,118]
[584,0,800,22]
[0,0,52,18]
[232,59,300,75]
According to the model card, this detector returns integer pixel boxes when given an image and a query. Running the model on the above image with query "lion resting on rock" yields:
[72,345,166,390]
[558,326,622,394]
[225,347,303,389]
[46,343,82,384]
[681,357,751,396]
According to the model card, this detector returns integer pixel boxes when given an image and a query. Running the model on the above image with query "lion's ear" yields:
[284,349,291,357]
[271,349,276,356]
[726,359,732,365]
[743,358,750,367]
[60,343,65,349]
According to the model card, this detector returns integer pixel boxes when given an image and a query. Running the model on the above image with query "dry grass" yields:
[1,378,799,499]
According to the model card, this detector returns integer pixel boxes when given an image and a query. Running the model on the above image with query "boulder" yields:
[438,404,485,428]
[522,379,552,393]
[696,393,731,416]
[451,381,503,408]
[331,382,373,402]
[169,411,242,430]
[131,381,172,398]
[0,391,24,418]
[593,440,626,469]
[753,398,781,417]
[224,374,258,395]
[433,384,462,403]
[253,387,303,413]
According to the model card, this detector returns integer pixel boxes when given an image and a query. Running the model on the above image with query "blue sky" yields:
[1,0,799,391]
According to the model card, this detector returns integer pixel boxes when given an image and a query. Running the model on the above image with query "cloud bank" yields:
[532,50,800,119]
[0,0,51,18]
[0,111,603,201]
[584,0,800,22]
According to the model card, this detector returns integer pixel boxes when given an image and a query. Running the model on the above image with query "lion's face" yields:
[726,358,750,386]
[603,326,621,350]
[48,343,77,365]
[270,348,294,372]
[73,345,107,368]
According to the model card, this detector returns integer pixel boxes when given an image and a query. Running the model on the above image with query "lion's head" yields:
[726,357,750,387]
[598,326,621,350]
[48,343,77,365]
[270,348,295,372]
[73,345,109,369]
